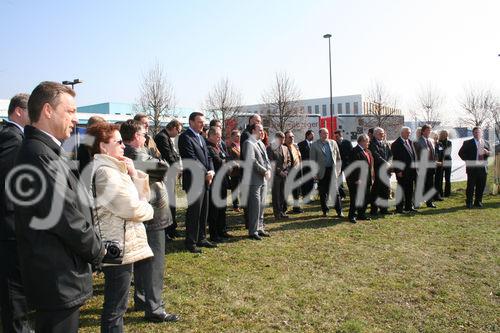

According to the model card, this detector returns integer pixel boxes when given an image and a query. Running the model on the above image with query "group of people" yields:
[0,81,492,333]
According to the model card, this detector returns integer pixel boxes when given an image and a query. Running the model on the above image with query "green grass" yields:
[77,180,500,333]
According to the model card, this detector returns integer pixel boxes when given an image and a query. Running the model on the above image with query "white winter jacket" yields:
[93,154,154,265]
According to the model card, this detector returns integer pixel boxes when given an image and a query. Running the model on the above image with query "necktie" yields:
[405,140,414,158]
[426,139,434,160]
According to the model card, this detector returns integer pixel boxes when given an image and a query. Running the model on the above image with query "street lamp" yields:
[323,33,334,138]
[62,79,82,90]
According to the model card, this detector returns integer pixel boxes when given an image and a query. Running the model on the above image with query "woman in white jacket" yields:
[86,122,154,333]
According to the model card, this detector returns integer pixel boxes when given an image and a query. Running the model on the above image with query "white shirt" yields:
[38,128,62,147]
[5,119,24,133]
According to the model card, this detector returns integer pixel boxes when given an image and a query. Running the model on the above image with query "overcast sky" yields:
[1,0,499,124]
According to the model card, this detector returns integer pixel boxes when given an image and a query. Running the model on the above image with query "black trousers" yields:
[35,306,80,333]
[395,173,415,211]
[208,186,228,239]
[185,187,209,247]
[423,169,436,205]
[230,175,240,209]
[318,167,342,215]
[0,241,31,333]
[283,170,302,213]
[272,175,286,217]
[101,264,133,333]
[347,180,370,219]
[466,169,487,205]
[165,205,177,237]
[301,165,314,200]
[370,171,390,214]
[434,164,452,199]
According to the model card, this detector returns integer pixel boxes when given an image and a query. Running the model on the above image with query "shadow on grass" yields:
[271,216,344,232]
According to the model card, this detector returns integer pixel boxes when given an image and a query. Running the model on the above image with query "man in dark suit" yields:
[369,127,393,215]
[0,93,32,333]
[414,124,440,208]
[298,130,315,200]
[178,112,216,253]
[334,129,353,199]
[458,126,491,208]
[154,119,182,240]
[346,134,373,223]
[391,126,417,213]
[12,82,105,332]
[436,130,452,198]
[267,132,291,219]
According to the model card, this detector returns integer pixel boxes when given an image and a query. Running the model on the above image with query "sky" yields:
[1,0,499,124]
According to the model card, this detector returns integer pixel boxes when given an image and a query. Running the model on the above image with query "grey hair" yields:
[400,126,411,135]
[357,133,369,143]
[373,127,384,136]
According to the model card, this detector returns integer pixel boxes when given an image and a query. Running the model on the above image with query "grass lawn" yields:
[77,180,500,333]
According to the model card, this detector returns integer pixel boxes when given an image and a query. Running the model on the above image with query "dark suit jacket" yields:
[347,145,372,186]
[369,139,392,171]
[297,140,311,161]
[178,128,214,191]
[439,139,452,161]
[458,138,490,174]
[154,129,180,166]
[14,125,104,310]
[267,144,290,176]
[240,126,252,161]
[0,121,24,241]
[391,137,416,177]
[207,141,230,189]
[337,139,353,171]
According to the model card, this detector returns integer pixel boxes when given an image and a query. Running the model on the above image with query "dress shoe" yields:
[249,234,262,241]
[435,197,444,202]
[258,230,271,237]
[210,237,225,243]
[279,213,289,219]
[292,207,304,214]
[426,203,437,208]
[395,208,405,214]
[349,218,357,224]
[337,212,344,218]
[474,202,483,208]
[197,240,218,248]
[358,215,371,221]
[220,232,234,238]
[145,312,180,323]
[187,246,202,254]
[406,208,418,213]
[379,209,389,215]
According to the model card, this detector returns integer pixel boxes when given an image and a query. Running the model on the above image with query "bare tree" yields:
[414,83,443,127]
[458,84,497,128]
[204,77,243,138]
[262,72,303,132]
[364,80,400,128]
[136,62,175,134]
[490,102,500,141]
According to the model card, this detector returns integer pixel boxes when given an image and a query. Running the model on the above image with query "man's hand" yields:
[265,170,272,180]
[206,170,215,185]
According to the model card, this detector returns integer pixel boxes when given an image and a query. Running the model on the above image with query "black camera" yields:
[102,240,124,264]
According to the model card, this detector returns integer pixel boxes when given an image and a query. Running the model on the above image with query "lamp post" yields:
[62,79,82,90]
[323,33,333,138]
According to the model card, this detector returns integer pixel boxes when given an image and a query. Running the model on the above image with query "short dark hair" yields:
[166,119,182,130]
[189,112,204,122]
[133,113,148,121]
[120,119,144,142]
[248,123,261,133]
[421,124,432,133]
[368,128,374,135]
[28,81,75,123]
[8,93,29,116]
[275,131,285,139]
[208,126,221,137]
[284,130,293,137]
[305,129,313,138]
[472,126,481,133]
[334,129,342,135]
[231,129,240,137]
[209,119,221,127]
[248,114,259,124]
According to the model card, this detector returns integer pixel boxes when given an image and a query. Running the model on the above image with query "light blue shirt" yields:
[322,140,333,168]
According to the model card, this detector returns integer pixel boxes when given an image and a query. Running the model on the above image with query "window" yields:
[354,102,359,114]
[337,103,342,114]
[315,105,319,114]
[346,103,351,115]
[307,106,312,114]
[322,104,327,116]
